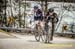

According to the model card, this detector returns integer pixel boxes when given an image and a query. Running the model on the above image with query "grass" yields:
[0,29,6,32]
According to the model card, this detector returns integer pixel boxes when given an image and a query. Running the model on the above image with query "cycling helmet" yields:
[48,8,54,12]
[34,6,38,9]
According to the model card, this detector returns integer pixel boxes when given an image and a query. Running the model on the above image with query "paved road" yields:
[0,32,75,49]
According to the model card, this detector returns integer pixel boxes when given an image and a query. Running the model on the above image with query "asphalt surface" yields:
[0,32,75,49]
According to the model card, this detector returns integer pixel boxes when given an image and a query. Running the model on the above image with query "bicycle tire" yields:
[35,32,40,41]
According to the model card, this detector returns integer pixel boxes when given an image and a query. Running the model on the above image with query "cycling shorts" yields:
[34,16,43,21]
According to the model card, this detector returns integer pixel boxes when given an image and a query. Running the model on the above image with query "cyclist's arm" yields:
[53,13,59,23]
[44,12,50,21]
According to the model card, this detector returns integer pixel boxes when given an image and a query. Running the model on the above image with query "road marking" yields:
[42,43,75,47]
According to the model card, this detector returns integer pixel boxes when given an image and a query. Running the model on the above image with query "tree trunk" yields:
[5,0,7,26]
[24,0,26,28]
[19,0,21,28]
[44,0,47,14]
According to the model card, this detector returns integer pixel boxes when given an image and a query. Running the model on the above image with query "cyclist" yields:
[44,8,58,42]
[33,6,45,42]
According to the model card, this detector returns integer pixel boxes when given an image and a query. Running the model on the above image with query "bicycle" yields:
[33,20,51,43]
[34,21,46,42]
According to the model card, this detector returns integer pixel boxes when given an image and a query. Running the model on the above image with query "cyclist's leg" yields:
[48,22,52,42]
[34,17,42,41]
[45,22,53,43]
[46,23,50,43]
[50,22,55,41]
[34,23,40,41]
[44,22,49,43]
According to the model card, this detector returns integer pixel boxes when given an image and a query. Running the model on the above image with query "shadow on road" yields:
[27,40,39,42]
[27,40,53,44]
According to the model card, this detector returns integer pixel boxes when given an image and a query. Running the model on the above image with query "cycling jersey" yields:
[45,12,58,23]
[34,9,43,21]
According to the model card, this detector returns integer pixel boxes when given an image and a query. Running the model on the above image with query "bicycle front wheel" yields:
[35,32,40,41]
